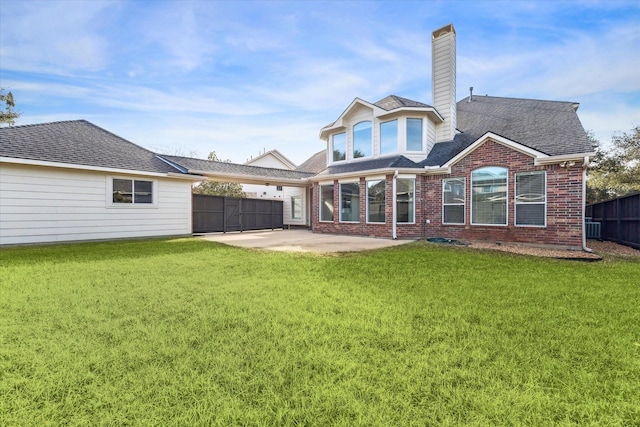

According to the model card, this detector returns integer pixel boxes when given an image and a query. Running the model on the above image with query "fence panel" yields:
[192,194,283,233]
[586,192,640,249]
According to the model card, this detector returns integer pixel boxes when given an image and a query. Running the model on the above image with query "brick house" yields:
[310,23,594,249]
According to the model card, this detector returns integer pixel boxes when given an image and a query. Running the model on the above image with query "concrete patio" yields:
[197,229,411,253]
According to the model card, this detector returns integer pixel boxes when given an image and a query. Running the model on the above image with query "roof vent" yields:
[468,86,473,102]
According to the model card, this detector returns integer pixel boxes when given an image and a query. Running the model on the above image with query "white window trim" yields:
[107,176,158,208]
[330,132,347,164]
[339,181,360,223]
[405,117,424,152]
[396,177,416,225]
[319,183,334,223]
[291,195,303,220]
[442,177,465,225]
[515,171,547,228]
[366,179,386,224]
[379,119,399,156]
[470,167,508,226]
[353,121,373,160]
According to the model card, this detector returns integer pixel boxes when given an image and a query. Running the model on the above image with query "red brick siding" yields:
[312,139,585,248]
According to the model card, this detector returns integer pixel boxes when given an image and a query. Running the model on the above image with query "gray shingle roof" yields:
[296,150,328,174]
[374,95,433,110]
[162,155,314,181]
[0,120,181,174]
[455,95,593,157]
[315,155,420,177]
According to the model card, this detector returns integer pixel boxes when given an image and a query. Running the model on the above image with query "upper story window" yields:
[112,178,153,204]
[406,118,423,151]
[332,132,346,162]
[380,120,398,156]
[353,121,372,159]
[471,167,507,225]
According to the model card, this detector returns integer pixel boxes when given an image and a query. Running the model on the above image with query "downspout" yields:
[392,170,398,239]
[582,156,593,253]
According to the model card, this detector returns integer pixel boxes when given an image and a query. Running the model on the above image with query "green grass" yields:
[1,238,639,426]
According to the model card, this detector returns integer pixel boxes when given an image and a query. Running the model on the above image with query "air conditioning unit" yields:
[585,221,601,239]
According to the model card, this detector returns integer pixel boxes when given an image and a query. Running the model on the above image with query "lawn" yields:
[1,238,639,426]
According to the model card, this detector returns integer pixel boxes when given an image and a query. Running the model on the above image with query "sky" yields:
[1,0,639,165]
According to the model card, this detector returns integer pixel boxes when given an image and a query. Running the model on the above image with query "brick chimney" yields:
[432,23,456,142]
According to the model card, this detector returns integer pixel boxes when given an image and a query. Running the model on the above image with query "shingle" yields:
[314,155,421,176]
[162,155,315,180]
[296,150,328,174]
[374,95,433,110]
[0,120,181,174]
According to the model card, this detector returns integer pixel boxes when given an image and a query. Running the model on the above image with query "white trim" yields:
[1,156,174,178]
[442,177,466,225]
[395,177,416,225]
[470,166,508,226]
[308,167,419,183]
[106,176,158,209]
[365,178,386,224]
[318,183,335,223]
[534,152,595,166]
[515,171,547,227]
[338,181,360,223]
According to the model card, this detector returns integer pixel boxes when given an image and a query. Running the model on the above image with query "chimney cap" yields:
[432,23,455,39]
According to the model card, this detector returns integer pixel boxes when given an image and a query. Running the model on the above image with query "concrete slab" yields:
[196,229,411,253]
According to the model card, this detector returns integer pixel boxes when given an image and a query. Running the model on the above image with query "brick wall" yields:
[311,139,585,248]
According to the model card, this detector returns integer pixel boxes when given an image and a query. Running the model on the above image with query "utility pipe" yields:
[392,170,398,240]
[581,156,593,253]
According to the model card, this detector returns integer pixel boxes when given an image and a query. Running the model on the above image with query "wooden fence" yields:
[586,192,640,249]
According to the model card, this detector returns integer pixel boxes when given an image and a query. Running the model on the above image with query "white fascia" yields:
[319,97,386,140]
[1,156,177,179]
[190,169,310,187]
[534,152,595,166]
[308,167,420,183]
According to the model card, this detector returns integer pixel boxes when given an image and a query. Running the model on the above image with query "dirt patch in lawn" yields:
[463,239,639,261]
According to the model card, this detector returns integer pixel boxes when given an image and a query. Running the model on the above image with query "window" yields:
[380,120,398,155]
[406,118,423,151]
[112,178,153,204]
[516,172,546,226]
[340,182,360,222]
[291,195,302,220]
[396,178,415,223]
[332,133,346,162]
[367,180,386,223]
[276,185,283,191]
[353,121,372,158]
[443,178,465,224]
[320,184,334,222]
[471,167,507,225]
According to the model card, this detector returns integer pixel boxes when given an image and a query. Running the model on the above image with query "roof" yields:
[0,120,182,174]
[374,95,433,110]
[315,155,421,177]
[162,155,314,182]
[245,149,297,170]
[455,95,592,157]
[296,150,328,174]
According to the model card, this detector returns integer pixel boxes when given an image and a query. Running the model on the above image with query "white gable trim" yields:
[442,132,547,168]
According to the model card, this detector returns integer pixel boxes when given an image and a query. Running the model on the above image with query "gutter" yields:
[392,170,398,239]
[582,156,593,253]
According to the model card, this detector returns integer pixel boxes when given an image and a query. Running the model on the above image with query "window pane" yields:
[340,182,360,222]
[320,185,334,221]
[380,120,397,155]
[406,118,423,151]
[113,179,132,203]
[472,167,507,225]
[516,172,546,226]
[396,178,414,223]
[444,205,464,224]
[291,196,302,219]
[367,180,386,223]
[134,180,153,204]
[516,204,545,226]
[332,133,346,161]
[443,177,465,224]
[353,121,372,158]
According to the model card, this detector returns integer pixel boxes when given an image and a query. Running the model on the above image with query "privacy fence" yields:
[586,192,640,249]
[193,194,283,234]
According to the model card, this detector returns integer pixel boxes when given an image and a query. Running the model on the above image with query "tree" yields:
[192,151,246,197]
[587,126,640,203]
[0,88,20,126]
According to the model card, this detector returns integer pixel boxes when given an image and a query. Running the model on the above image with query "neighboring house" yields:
[311,23,594,249]
[0,120,198,245]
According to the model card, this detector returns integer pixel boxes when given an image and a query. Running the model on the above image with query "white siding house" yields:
[0,120,197,246]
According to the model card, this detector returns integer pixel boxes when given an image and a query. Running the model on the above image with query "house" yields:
[310,23,594,249]
[0,120,199,245]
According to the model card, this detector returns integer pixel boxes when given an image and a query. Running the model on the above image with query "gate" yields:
[192,194,283,233]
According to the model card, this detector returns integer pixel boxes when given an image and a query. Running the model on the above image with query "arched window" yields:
[471,167,507,225]
[353,121,372,158]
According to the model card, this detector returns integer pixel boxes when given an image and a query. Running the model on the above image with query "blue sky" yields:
[1,0,638,165]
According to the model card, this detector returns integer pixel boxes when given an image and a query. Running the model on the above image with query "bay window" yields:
[406,118,423,151]
[353,121,372,158]
[380,120,398,155]
[366,179,386,223]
